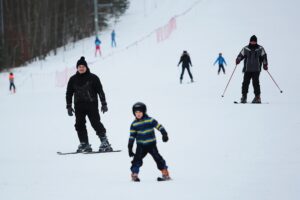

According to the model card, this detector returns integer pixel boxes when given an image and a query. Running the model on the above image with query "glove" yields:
[101,104,108,113]
[128,148,135,157]
[236,58,240,65]
[263,64,268,70]
[67,107,74,116]
[162,134,169,142]
[128,144,135,157]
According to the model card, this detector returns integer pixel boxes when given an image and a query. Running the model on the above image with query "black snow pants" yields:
[130,144,167,174]
[242,72,261,96]
[74,102,106,143]
[180,66,193,80]
[9,82,16,91]
[218,64,225,74]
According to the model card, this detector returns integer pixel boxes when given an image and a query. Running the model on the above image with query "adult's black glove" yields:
[236,58,240,65]
[128,144,135,157]
[67,107,74,116]
[101,104,108,114]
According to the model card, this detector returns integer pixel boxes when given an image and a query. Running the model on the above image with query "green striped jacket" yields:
[129,115,166,146]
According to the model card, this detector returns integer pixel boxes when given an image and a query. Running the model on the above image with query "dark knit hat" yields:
[76,56,88,68]
[250,35,257,42]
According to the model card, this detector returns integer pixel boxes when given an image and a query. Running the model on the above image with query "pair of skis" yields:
[132,177,171,182]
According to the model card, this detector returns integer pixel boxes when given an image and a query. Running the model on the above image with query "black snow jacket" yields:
[237,44,268,72]
[66,69,106,107]
[178,53,192,68]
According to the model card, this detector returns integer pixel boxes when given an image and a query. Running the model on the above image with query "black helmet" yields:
[132,102,147,115]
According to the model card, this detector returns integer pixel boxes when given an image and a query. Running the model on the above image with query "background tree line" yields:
[0,0,129,70]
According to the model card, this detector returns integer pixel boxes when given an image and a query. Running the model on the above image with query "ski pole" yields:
[221,65,238,97]
[266,70,283,93]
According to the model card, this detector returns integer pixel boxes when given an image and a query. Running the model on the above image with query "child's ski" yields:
[157,177,171,181]
[132,178,140,182]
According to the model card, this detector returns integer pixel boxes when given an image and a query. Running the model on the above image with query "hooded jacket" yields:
[237,44,268,72]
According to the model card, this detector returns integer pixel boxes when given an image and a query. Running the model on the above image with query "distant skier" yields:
[236,35,268,103]
[177,50,193,84]
[111,30,116,47]
[95,36,102,56]
[128,102,171,182]
[213,53,227,75]
[9,72,16,93]
[66,56,113,152]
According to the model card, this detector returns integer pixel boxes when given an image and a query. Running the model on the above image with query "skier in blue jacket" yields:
[213,53,227,75]
[111,30,116,47]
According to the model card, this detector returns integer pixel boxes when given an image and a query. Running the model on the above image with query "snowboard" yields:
[57,150,121,155]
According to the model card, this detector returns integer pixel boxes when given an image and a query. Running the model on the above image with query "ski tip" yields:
[233,101,238,104]
[157,177,171,181]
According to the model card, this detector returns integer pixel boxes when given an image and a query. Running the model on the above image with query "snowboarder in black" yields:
[236,35,268,103]
[66,56,113,152]
[128,102,170,182]
[177,50,193,84]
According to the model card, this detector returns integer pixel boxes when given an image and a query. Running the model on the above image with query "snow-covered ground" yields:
[1,0,299,199]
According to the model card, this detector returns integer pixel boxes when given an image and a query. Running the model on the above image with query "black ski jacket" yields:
[178,53,192,68]
[66,70,106,107]
[237,44,268,72]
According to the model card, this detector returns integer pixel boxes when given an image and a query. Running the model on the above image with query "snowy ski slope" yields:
[0,0,299,199]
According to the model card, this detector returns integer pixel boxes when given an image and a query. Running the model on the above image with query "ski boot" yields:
[240,95,247,104]
[99,136,113,152]
[252,95,261,104]
[158,169,171,181]
[76,143,92,153]
[131,173,140,182]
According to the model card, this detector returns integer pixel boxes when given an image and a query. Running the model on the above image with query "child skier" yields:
[9,72,16,93]
[213,53,227,75]
[128,102,170,182]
